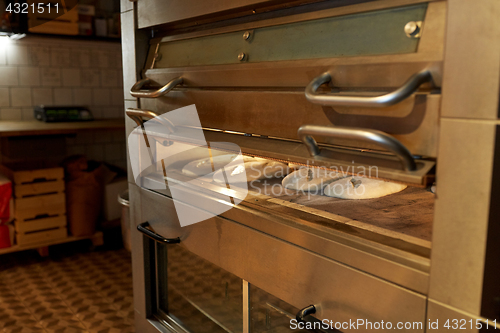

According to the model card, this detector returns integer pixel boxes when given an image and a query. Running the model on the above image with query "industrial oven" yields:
[120,0,500,332]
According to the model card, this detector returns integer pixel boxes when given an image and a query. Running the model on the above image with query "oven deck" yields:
[151,155,435,251]
[246,178,434,241]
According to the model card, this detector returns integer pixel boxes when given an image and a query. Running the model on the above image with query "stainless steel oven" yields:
[120,0,500,332]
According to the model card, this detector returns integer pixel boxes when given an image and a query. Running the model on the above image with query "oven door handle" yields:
[126,108,176,133]
[130,77,183,98]
[296,305,340,333]
[298,125,416,171]
[137,222,181,244]
[305,70,432,108]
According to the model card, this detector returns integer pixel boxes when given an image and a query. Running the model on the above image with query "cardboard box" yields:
[103,178,127,221]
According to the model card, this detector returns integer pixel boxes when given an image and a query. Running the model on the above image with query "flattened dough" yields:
[324,177,407,199]
[213,160,289,184]
[182,154,257,177]
[282,168,344,192]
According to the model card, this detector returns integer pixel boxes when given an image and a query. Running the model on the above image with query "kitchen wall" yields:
[0,36,126,169]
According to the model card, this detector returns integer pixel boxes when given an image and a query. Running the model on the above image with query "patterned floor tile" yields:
[0,247,135,333]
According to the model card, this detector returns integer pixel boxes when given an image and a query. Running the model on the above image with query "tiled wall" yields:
[65,130,127,169]
[0,36,124,119]
[0,36,126,169]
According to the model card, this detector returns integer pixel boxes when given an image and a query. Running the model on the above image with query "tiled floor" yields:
[0,243,134,333]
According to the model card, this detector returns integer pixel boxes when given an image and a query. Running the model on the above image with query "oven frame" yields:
[120,0,500,331]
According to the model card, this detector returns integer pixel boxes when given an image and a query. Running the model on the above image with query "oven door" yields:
[130,184,427,333]
[131,184,332,333]
[147,239,329,333]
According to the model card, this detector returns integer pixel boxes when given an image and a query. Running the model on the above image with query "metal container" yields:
[117,190,131,252]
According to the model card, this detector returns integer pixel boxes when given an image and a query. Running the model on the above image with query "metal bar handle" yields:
[126,108,176,133]
[296,305,340,333]
[298,125,417,171]
[130,77,183,98]
[137,222,180,244]
[305,70,432,108]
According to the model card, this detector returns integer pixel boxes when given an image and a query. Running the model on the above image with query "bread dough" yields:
[288,163,306,170]
[182,154,257,177]
[213,160,289,184]
[282,168,344,192]
[324,177,407,199]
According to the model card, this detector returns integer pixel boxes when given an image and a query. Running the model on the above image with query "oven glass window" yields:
[250,284,324,333]
[156,242,243,333]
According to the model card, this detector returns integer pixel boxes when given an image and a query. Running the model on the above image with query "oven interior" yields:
[131,1,445,331]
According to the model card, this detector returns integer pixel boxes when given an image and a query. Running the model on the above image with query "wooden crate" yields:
[15,181,65,198]
[16,227,68,246]
[0,165,68,246]
[1,166,63,187]
[15,215,66,233]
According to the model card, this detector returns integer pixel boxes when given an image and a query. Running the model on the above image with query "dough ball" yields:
[288,163,307,170]
[324,177,407,199]
[282,168,344,192]
[213,160,289,184]
[182,154,255,177]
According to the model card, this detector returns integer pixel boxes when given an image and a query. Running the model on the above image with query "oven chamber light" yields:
[0,32,26,44]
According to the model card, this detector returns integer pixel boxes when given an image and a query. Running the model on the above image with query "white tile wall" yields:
[65,129,127,169]
[0,47,6,65]
[0,88,9,107]
[51,48,71,67]
[28,46,51,66]
[104,143,122,161]
[0,108,22,120]
[92,88,111,106]
[10,88,32,107]
[32,87,53,105]
[111,88,122,106]
[19,67,40,86]
[72,88,92,105]
[101,69,120,87]
[0,67,19,86]
[0,36,126,168]
[85,145,105,161]
[72,50,91,68]
[0,37,124,120]
[53,87,73,105]
[81,69,101,87]
[62,68,81,87]
[6,44,29,65]
[21,108,32,120]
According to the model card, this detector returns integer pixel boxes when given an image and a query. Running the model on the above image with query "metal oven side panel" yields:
[429,0,500,320]
[137,0,304,29]
[138,188,427,332]
[427,299,500,333]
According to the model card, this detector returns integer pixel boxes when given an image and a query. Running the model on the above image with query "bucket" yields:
[0,224,11,249]
[118,190,131,252]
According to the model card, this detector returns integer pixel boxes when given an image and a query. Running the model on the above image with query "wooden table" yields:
[0,119,125,137]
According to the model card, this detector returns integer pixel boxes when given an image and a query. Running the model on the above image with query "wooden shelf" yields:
[0,231,104,256]
[0,119,125,137]
[26,32,121,43]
